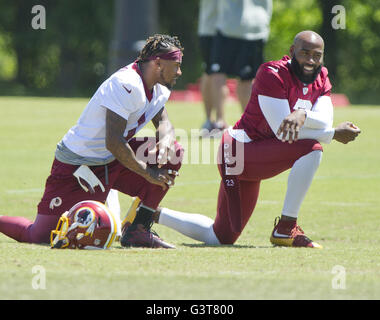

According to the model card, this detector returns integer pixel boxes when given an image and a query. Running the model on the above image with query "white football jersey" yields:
[61,62,171,161]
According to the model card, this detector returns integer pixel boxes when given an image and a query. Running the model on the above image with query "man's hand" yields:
[156,135,176,168]
[333,121,361,144]
[277,109,307,143]
[145,166,179,191]
[105,109,180,191]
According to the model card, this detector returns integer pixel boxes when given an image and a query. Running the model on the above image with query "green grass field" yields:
[0,96,379,300]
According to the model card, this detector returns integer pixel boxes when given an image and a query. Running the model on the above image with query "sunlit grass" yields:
[0,97,379,300]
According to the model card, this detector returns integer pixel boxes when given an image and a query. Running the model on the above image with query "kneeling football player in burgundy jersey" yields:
[148,30,360,248]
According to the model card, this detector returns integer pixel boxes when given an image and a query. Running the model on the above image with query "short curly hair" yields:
[137,34,184,62]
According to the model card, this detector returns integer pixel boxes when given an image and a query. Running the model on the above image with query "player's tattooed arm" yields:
[105,108,171,190]
[152,107,177,168]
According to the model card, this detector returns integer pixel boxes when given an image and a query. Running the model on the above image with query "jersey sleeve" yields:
[98,76,143,121]
[298,127,335,144]
[321,68,332,96]
[304,96,334,129]
[254,64,287,99]
[303,69,334,129]
[258,95,290,136]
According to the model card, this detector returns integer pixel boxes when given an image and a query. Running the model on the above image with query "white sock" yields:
[282,150,322,218]
[106,189,122,236]
[158,208,220,245]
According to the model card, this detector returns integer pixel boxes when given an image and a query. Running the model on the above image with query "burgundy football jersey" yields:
[234,55,332,141]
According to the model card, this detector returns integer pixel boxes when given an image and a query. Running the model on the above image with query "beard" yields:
[160,69,176,90]
[164,82,173,90]
[290,56,322,84]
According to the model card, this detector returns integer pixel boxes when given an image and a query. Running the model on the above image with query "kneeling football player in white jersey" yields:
[0,34,184,249]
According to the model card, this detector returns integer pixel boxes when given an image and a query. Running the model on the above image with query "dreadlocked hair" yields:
[137,34,183,62]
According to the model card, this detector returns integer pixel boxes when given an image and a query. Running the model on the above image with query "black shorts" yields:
[209,31,264,80]
[199,35,214,74]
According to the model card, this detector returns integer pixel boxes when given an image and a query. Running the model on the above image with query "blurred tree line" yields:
[0,0,379,104]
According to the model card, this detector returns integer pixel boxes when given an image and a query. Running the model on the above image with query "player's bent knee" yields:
[28,225,53,244]
[308,140,323,152]
[213,227,240,245]
[218,236,239,245]
[28,214,61,244]
[203,223,222,245]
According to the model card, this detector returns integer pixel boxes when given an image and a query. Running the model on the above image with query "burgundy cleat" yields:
[120,224,175,249]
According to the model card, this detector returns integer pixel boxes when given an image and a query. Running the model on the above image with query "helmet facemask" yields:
[50,212,70,249]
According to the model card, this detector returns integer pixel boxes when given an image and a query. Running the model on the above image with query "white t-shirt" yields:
[198,0,219,36]
[60,62,170,163]
[216,0,272,41]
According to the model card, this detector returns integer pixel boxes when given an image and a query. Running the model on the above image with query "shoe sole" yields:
[270,235,323,249]
[120,232,176,249]
[121,240,176,249]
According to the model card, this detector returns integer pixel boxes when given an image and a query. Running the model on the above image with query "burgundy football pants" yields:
[0,137,183,244]
[213,131,323,244]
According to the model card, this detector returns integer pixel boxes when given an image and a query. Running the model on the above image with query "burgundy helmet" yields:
[50,200,118,249]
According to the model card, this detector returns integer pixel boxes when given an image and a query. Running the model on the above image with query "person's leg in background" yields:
[235,38,265,111]
[236,79,253,111]
[199,35,229,136]
[208,32,234,132]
